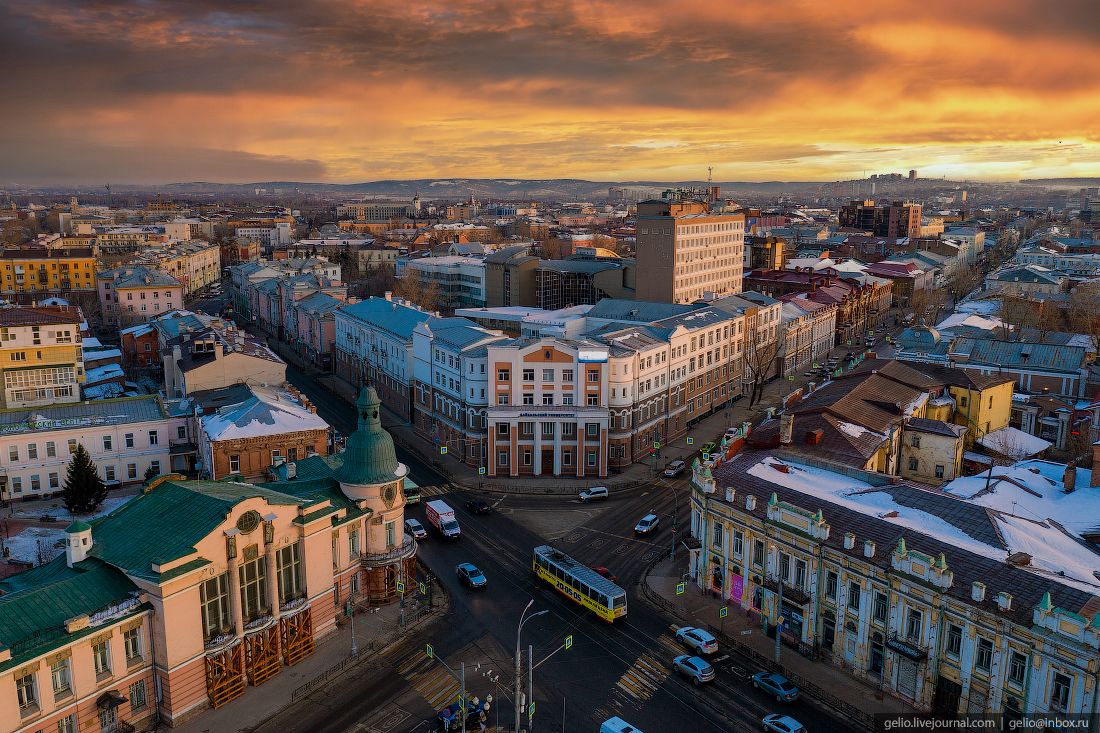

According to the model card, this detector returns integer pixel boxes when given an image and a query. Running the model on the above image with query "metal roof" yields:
[0,395,165,436]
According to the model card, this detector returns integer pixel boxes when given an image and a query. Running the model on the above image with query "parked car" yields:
[843,351,854,360]
[578,486,609,502]
[589,566,617,584]
[634,514,659,534]
[466,499,491,515]
[762,715,806,733]
[663,460,686,478]
[404,518,427,540]
[675,626,718,655]
[456,563,487,588]
[752,672,800,702]
[672,654,715,685]
[723,427,739,440]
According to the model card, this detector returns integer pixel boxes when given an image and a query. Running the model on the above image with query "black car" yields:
[466,499,491,514]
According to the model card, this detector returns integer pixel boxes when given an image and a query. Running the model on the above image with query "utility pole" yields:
[348,600,357,657]
[528,643,534,733]
[516,601,547,733]
[460,662,466,733]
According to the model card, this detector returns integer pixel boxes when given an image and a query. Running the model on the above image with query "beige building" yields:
[899,417,967,484]
[162,320,286,398]
[136,240,221,294]
[635,199,746,304]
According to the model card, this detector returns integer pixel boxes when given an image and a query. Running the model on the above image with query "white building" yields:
[0,396,187,502]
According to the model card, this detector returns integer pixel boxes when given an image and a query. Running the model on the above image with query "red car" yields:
[589,566,617,584]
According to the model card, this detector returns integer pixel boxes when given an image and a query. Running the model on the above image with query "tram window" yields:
[613,595,626,609]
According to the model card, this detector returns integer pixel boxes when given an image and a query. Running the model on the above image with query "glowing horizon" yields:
[2,0,1098,187]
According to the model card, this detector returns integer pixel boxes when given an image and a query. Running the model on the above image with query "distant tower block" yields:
[909,170,917,180]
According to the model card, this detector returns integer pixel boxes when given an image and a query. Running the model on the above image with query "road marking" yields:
[616,679,644,699]
[715,654,729,663]
[641,492,649,496]
[612,652,669,704]
[657,636,682,655]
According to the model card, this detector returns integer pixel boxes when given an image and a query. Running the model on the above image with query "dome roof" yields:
[333,387,402,486]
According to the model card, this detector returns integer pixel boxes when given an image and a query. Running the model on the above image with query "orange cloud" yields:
[1,0,1098,184]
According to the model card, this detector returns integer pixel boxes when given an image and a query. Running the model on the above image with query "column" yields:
[510,421,519,478]
[533,422,542,476]
[552,422,561,476]
[226,531,245,637]
[265,536,281,621]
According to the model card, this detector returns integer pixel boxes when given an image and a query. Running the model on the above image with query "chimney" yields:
[745,495,756,511]
[806,428,824,445]
[1063,461,1076,493]
[64,521,93,567]
[844,533,856,550]
[864,540,876,558]
[384,291,392,302]
[779,413,794,445]
[996,592,1013,612]
[971,581,986,602]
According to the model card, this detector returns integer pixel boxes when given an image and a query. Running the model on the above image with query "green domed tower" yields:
[334,386,404,486]
[335,386,415,605]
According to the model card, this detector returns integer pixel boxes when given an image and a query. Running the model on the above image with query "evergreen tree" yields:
[144,464,160,482]
[61,444,108,515]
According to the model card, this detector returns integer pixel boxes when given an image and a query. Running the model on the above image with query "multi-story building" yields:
[97,266,186,328]
[744,235,786,271]
[162,320,285,398]
[401,256,488,311]
[777,297,838,378]
[276,274,347,344]
[289,291,348,371]
[135,239,221,294]
[163,218,214,241]
[196,385,329,481]
[89,225,161,254]
[689,450,1100,718]
[0,395,187,503]
[0,247,97,304]
[0,306,85,410]
[534,259,635,310]
[838,200,922,239]
[0,388,414,732]
[335,201,416,221]
[484,246,539,308]
[635,198,746,304]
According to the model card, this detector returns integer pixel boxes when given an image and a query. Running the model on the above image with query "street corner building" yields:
[0,386,417,732]
[686,449,1100,719]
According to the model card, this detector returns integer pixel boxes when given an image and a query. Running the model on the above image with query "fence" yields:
[704,623,877,731]
[291,649,366,702]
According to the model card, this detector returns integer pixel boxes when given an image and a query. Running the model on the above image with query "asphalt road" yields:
[269,366,860,733]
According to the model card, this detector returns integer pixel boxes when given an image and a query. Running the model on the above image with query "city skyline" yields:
[2,0,1099,186]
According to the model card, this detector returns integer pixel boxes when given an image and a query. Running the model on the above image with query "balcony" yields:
[886,631,928,661]
[762,575,812,606]
[359,537,416,568]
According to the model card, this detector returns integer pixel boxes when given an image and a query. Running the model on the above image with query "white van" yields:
[578,486,609,502]
[601,717,643,733]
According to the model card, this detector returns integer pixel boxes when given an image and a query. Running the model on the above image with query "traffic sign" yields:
[676,582,685,595]
[397,581,405,593]
[720,607,728,618]
[479,466,486,474]
[702,452,709,461]
[426,644,434,659]
[671,527,677,534]
[565,635,573,649]
[440,446,448,454]
[419,581,426,595]
[653,441,660,449]
[529,702,535,717]
[687,437,693,445]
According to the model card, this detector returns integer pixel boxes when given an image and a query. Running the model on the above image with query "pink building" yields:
[97,266,186,328]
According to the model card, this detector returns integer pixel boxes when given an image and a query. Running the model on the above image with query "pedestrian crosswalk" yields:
[387,644,464,711]
[612,648,669,703]
[415,485,452,499]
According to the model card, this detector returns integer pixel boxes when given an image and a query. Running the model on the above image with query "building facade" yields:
[97,267,186,329]
[0,247,97,304]
[635,199,746,304]
[0,306,86,410]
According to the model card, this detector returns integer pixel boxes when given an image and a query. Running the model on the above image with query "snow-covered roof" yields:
[747,455,1100,591]
[977,426,1052,457]
[201,387,329,441]
[84,363,124,384]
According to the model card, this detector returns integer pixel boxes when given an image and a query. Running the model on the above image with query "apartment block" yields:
[0,306,86,409]
[135,239,221,294]
[97,266,186,328]
[839,200,922,239]
[0,247,97,304]
[635,199,746,304]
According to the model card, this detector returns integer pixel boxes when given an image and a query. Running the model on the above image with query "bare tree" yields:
[744,325,781,407]
[1067,285,1100,357]
[392,270,443,313]
[994,290,1036,341]
[36,538,61,567]
[980,428,1033,492]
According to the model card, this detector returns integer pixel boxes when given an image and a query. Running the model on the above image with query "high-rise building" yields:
[909,169,917,180]
[635,199,745,304]
[838,200,922,239]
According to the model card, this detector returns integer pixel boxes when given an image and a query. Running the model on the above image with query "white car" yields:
[578,487,608,502]
[675,626,718,655]
[404,518,427,540]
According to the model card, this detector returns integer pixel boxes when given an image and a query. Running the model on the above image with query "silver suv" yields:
[578,486,609,502]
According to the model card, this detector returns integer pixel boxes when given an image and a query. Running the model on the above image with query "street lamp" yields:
[516,600,548,733]
[655,477,679,562]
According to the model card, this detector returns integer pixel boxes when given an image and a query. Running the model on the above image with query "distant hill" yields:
[1019,178,1100,187]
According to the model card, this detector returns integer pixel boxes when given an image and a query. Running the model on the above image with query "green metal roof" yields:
[66,520,91,533]
[88,479,305,581]
[332,387,402,486]
[0,557,139,669]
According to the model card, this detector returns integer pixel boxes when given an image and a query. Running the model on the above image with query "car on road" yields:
[634,514,659,534]
[752,672,800,702]
[700,441,717,455]
[466,499,491,514]
[843,351,854,360]
[663,460,686,478]
[675,626,718,655]
[672,654,715,685]
[762,714,806,733]
[589,566,617,583]
[456,562,487,588]
[578,486,609,502]
[404,518,427,540]
[723,427,739,440]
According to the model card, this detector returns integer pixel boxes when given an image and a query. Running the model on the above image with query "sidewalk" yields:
[169,589,449,733]
[641,557,918,726]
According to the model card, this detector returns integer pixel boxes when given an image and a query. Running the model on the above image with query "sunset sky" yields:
[2,0,1099,186]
